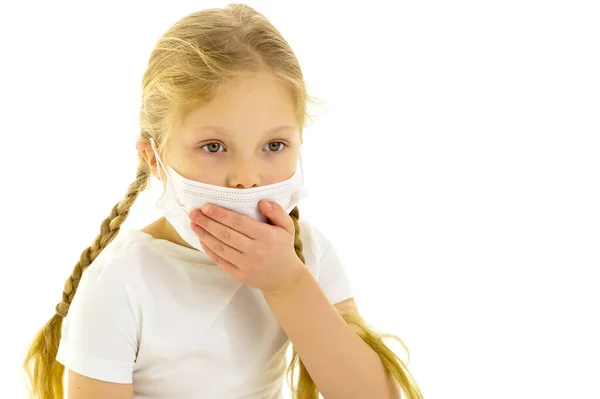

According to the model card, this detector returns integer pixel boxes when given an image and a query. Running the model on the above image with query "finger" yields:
[194,204,267,239]
[191,224,244,266]
[190,211,252,252]
[199,239,243,280]
[258,200,295,235]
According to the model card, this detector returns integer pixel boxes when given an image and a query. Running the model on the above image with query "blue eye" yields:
[201,142,225,153]
[264,141,286,152]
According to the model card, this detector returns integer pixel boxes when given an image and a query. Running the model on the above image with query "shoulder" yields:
[82,229,167,279]
[297,217,354,304]
[71,229,166,315]
[78,230,153,286]
[66,229,157,306]
[297,218,327,265]
[297,217,338,262]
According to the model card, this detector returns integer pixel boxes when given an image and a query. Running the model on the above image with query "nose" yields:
[228,162,261,189]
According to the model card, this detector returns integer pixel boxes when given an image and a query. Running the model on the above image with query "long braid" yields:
[286,206,423,399]
[287,206,319,399]
[55,167,150,316]
[23,166,150,399]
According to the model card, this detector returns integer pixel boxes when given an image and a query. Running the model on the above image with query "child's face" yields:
[164,69,301,188]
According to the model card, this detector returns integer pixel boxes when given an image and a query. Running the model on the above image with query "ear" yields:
[135,139,162,180]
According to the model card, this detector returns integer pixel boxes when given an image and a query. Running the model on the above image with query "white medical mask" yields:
[149,138,309,252]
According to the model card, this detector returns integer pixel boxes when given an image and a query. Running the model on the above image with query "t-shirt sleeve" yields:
[56,251,139,384]
[310,225,355,305]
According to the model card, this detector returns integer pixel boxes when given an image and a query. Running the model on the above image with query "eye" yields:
[264,141,286,152]
[201,142,225,153]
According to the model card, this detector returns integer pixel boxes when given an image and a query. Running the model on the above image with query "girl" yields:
[23,4,422,399]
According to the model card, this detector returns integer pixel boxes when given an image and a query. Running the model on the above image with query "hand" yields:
[188,200,306,295]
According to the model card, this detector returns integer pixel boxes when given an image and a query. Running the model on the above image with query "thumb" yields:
[259,200,294,234]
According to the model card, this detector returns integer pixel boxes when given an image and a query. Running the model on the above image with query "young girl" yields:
[23,4,422,399]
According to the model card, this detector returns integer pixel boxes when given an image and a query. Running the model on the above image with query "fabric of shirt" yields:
[56,217,354,399]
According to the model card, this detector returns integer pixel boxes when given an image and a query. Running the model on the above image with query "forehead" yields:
[178,71,299,139]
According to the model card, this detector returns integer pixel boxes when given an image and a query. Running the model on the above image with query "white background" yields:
[1,1,599,398]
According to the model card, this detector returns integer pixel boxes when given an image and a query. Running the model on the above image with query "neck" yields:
[141,217,199,251]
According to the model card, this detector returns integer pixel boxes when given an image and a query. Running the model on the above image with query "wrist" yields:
[261,261,313,302]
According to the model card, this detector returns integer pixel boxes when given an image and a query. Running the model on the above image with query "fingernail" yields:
[202,204,213,215]
[264,200,272,210]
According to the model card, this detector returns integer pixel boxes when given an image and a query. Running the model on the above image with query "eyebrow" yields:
[198,125,297,135]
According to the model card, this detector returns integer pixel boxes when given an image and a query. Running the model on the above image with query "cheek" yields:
[172,151,227,185]
[265,154,298,183]
[189,164,227,185]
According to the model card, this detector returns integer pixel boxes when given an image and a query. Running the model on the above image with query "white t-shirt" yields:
[56,218,353,399]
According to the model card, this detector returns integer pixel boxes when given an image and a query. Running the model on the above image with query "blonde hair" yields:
[22,4,423,399]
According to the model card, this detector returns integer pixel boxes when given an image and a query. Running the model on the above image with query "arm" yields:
[68,370,133,399]
[262,266,393,399]
[334,298,402,399]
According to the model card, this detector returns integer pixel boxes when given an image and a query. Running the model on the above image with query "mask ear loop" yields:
[299,150,305,185]
[149,138,190,215]
[149,137,173,207]
[149,138,168,181]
